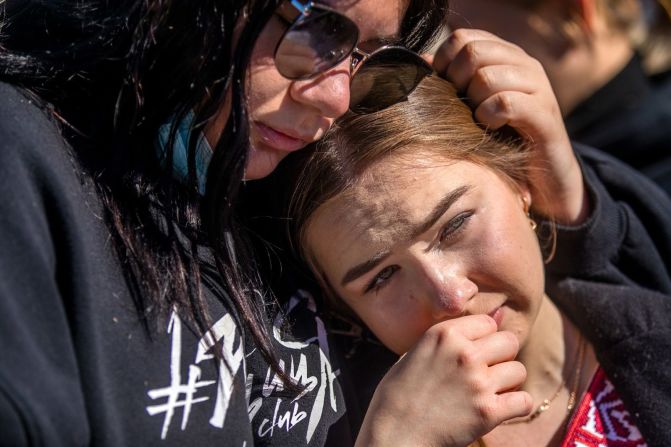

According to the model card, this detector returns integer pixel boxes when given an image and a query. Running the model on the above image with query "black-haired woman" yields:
[0,1,448,445]
[0,1,666,446]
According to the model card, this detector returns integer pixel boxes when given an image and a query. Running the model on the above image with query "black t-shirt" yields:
[0,82,345,446]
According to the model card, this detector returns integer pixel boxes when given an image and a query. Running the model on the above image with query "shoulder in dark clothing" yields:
[565,56,671,194]
[0,82,257,446]
[547,143,671,446]
[0,81,351,446]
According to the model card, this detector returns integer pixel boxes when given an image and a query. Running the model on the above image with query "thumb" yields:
[430,38,455,78]
[421,52,435,66]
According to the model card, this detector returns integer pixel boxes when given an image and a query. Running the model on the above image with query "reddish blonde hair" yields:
[288,76,538,304]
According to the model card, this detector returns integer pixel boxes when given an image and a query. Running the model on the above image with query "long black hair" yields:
[0,0,448,377]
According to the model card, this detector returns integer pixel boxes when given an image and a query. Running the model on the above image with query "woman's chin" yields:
[243,144,288,180]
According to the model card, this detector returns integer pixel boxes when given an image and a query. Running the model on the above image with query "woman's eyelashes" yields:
[365,265,400,294]
[438,211,474,245]
[362,212,475,295]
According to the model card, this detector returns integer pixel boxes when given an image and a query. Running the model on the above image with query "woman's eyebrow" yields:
[409,185,471,240]
[339,184,472,287]
[341,250,392,286]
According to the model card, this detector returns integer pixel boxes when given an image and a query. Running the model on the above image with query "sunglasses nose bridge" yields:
[349,48,371,78]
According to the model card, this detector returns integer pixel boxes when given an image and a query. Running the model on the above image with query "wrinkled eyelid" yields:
[365,265,398,293]
[440,213,471,241]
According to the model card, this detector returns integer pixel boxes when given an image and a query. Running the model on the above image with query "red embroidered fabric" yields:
[561,368,647,447]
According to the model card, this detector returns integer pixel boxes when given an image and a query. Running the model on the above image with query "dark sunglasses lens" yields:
[350,48,432,114]
[275,9,358,79]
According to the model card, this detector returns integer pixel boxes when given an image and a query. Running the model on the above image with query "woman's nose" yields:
[289,58,351,118]
[421,263,478,318]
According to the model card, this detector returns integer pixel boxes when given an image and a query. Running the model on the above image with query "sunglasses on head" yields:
[274,0,433,114]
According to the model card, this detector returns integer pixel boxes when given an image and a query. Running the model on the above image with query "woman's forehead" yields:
[324,0,409,41]
[310,157,467,245]
[306,159,482,284]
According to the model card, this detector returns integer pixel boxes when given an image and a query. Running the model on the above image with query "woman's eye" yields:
[439,211,473,243]
[365,265,399,293]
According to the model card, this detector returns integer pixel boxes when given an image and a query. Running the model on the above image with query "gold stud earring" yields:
[522,196,537,231]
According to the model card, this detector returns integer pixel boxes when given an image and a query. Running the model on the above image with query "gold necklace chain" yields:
[474,336,587,447]
[501,334,586,425]
[566,335,586,414]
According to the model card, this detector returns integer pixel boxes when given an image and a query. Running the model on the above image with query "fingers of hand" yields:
[472,330,520,366]
[494,391,535,422]
[473,90,520,130]
[474,90,542,134]
[388,316,530,438]
[421,52,434,66]
[434,36,555,135]
[487,360,527,393]
[425,314,498,344]
[469,362,530,427]
[433,28,510,74]
[434,29,531,78]
[446,39,533,92]
[466,64,540,106]
[470,390,534,431]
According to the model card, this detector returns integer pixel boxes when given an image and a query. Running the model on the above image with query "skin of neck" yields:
[516,295,580,401]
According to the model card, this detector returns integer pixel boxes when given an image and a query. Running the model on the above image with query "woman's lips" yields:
[254,122,308,152]
[488,306,504,329]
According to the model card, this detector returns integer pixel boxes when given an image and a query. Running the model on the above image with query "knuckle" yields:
[474,67,495,91]
[448,30,477,55]
[449,28,470,46]
[456,347,478,368]
[424,324,452,347]
[476,399,498,424]
[468,374,488,393]
[433,319,462,339]
[462,42,480,67]
[496,92,515,116]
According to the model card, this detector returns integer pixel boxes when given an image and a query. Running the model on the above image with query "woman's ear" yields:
[526,0,590,52]
[574,0,597,34]
[519,186,533,214]
[520,187,539,232]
